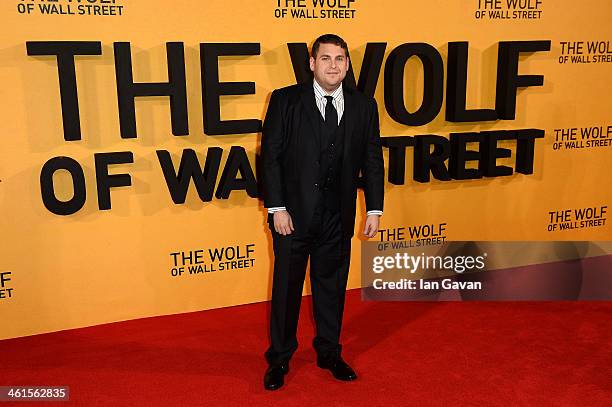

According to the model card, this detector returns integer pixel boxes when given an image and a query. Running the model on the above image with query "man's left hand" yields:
[363,214,380,238]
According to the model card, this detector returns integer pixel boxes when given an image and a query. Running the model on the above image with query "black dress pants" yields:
[265,198,351,366]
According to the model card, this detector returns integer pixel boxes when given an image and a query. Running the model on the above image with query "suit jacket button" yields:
[314,183,319,188]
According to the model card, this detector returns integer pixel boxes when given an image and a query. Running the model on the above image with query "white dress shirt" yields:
[267,79,383,217]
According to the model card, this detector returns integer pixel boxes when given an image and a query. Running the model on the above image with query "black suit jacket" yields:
[261,80,384,238]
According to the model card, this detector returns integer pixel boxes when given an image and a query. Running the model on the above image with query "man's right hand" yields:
[273,210,294,235]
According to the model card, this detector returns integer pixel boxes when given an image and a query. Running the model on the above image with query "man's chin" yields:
[323,79,342,88]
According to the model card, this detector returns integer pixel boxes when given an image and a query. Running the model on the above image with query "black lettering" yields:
[157,148,222,203]
[515,128,544,174]
[414,135,451,182]
[480,130,514,177]
[200,43,261,135]
[216,146,258,199]
[446,42,497,122]
[384,43,444,126]
[94,151,134,210]
[40,156,87,215]
[114,42,188,138]
[26,41,102,141]
[381,136,415,185]
[449,132,483,179]
[287,43,311,84]
[496,41,551,120]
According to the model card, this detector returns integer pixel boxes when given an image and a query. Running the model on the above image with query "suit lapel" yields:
[342,84,355,166]
[299,81,323,152]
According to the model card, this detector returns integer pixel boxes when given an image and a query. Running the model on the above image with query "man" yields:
[261,34,384,390]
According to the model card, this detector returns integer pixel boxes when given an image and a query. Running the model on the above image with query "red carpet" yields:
[1,289,611,406]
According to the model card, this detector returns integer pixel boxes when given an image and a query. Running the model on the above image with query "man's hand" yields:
[363,214,380,238]
[273,210,294,235]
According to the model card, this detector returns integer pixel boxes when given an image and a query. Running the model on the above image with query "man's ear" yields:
[309,56,315,71]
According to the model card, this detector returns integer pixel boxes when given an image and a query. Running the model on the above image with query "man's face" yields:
[309,43,349,91]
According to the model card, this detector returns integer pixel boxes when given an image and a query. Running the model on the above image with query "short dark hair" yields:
[311,34,349,59]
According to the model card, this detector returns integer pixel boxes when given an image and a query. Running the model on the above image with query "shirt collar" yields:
[313,79,343,101]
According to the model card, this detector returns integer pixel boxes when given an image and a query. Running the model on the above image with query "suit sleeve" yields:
[362,98,384,213]
[261,90,286,209]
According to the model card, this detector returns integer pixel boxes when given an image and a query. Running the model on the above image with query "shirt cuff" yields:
[366,210,383,216]
[267,207,287,214]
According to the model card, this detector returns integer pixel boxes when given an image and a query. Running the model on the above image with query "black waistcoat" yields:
[317,113,346,213]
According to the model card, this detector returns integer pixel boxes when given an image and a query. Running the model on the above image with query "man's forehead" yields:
[316,43,347,57]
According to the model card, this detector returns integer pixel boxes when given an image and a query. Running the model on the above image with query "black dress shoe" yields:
[317,356,357,381]
[263,363,289,391]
